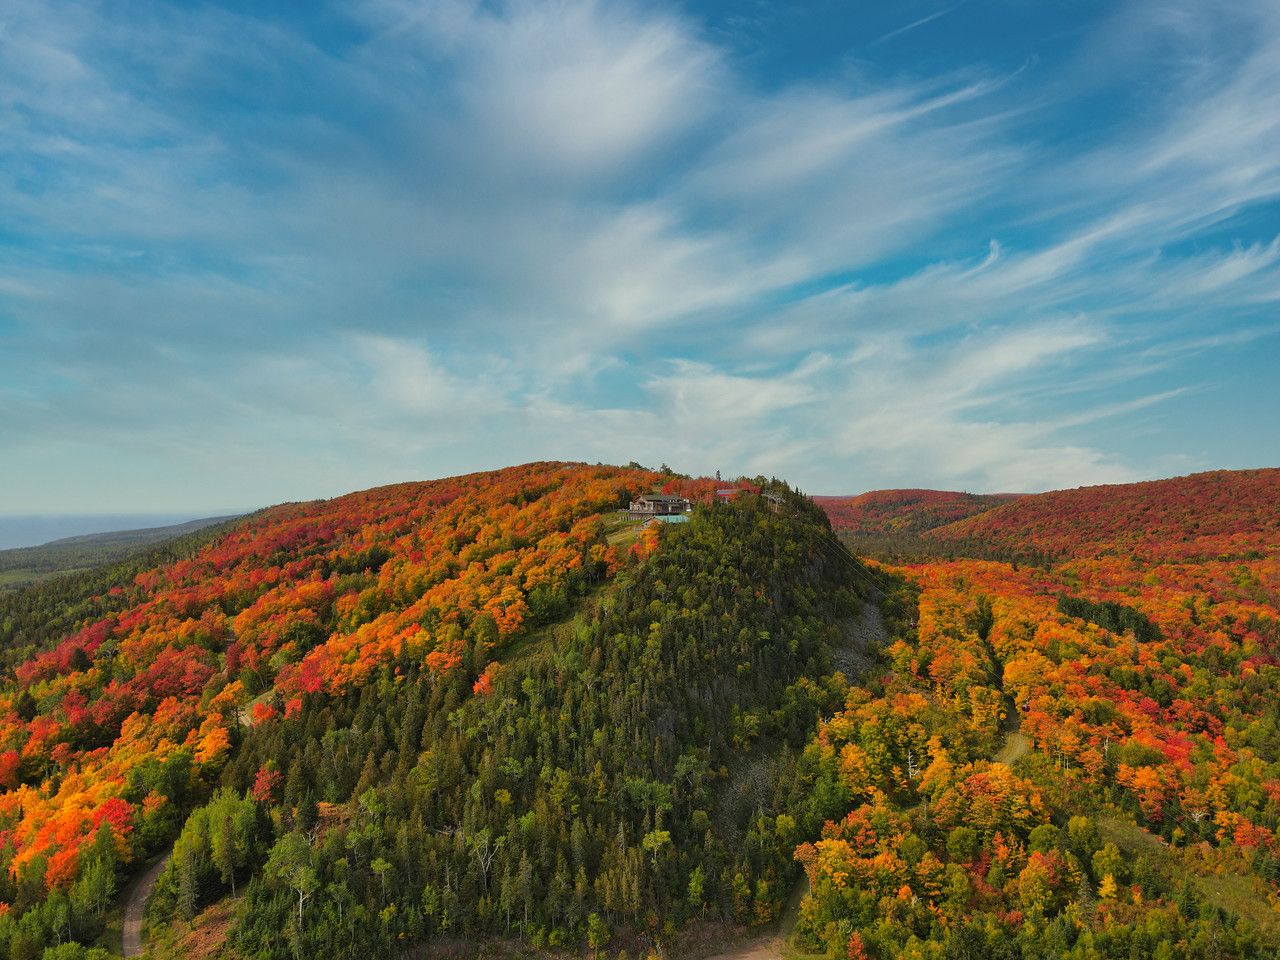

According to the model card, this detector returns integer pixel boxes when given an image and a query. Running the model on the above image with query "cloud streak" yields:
[1,0,1278,510]
[871,5,962,47]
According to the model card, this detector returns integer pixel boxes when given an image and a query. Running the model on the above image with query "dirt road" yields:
[702,935,786,960]
[994,722,1030,765]
[701,853,810,960]
[122,854,169,957]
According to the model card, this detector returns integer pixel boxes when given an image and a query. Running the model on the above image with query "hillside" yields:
[0,516,240,591]
[794,467,1280,959]
[813,489,1021,537]
[2,463,1277,960]
[794,550,1280,959]
[820,469,1280,564]
[930,468,1280,560]
[0,462,873,958]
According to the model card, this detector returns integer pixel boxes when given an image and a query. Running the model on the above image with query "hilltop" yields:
[0,462,873,958]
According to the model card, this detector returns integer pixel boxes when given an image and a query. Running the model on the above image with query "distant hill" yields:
[932,468,1280,560]
[0,515,241,589]
[821,468,1280,562]
[812,488,1022,536]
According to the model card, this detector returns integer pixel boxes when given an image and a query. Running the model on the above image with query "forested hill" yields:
[821,468,1280,562]
[17,464,1275,960]
[813,489,1021,537]
[0,462,875,958]
[930,467,1280,560]
[795,466,1280,960]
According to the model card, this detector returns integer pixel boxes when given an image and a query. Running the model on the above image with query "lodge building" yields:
[629,494,692,515]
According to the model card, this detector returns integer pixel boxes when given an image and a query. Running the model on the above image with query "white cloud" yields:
[2,0,1280,509]
[646,356,826,423]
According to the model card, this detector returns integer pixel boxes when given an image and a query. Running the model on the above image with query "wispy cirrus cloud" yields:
[0,0,1278,511]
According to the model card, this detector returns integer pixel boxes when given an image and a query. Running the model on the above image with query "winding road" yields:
[121,854,169,957]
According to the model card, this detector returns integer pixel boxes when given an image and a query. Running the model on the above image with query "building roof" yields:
[636,494,688,503]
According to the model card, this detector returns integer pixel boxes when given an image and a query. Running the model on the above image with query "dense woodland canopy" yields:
[154,484,862,958]
[0,463,1276,960]
[809,469,1280,959]
[0,463,871,958]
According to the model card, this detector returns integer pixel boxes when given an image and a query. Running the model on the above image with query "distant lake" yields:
[0,514,226,550]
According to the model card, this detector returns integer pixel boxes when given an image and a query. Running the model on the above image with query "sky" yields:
[0,514,224,551]
[2,0,1279,515]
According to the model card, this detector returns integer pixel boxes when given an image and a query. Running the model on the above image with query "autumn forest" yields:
[0,463,1276,960]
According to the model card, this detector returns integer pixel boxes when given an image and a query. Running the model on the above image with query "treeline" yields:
[151,492,868,957]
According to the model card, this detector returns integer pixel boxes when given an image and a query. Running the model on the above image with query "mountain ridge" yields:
[820,467,1280,561]
[813,488,1023,536]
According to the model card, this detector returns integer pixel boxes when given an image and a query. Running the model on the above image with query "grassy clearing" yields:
[1099,814,1280,935]
[992,729,1030,766]
[0,567,85,589]
[236,690,274,727]
[603,510,646,549]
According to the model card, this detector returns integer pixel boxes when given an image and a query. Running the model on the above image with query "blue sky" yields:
[2,0,1278,513]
